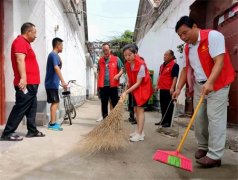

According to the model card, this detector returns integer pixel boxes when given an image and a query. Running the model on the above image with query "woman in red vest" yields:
[121,44,153,142]
[155,50,179,128]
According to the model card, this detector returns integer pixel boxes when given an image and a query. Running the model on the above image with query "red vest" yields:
[185,29,235,91]
[157,60,176,90]
[97,55,119,88]
[125,55,153,106]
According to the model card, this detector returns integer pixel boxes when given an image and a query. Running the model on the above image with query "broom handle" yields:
[176,95,204,152]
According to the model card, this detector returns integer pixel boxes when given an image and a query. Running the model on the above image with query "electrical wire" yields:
[80,6,154,19]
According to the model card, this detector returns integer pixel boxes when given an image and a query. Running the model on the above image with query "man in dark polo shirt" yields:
[1,22,45,141]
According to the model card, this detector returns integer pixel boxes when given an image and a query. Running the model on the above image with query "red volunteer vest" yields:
[97,55,119,88]
[125,55,153,106]
[157,60,176,90]
[185,29,235,91]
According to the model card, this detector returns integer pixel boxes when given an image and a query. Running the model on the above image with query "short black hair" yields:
[175,16,196,32]
[102,42,110,48]
[122,44,137,54]
[21,22,35,34]
[52,37,63,48]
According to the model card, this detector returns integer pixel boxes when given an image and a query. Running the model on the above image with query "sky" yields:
[86,0,140,42]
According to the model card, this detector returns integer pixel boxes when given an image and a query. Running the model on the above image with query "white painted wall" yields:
[45,0,87,94]
[137,0,195,104]
[4,0,46,102]
[4,0,89,102]
[4,0,94,121]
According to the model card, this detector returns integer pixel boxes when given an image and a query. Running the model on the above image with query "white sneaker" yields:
[130,133,144,142]
[130,131,145,137]
[96,117,103,122]
[130,132,136,137]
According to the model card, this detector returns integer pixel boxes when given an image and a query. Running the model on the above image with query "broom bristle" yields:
[80,101,128,155]
[153,150,193,172]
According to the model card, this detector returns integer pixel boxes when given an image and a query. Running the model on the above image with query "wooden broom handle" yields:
[176,95,204,152]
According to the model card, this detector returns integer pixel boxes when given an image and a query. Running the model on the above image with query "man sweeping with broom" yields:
[173,16,235,168]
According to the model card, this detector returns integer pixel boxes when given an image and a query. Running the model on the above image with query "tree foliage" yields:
[109,30,134,62]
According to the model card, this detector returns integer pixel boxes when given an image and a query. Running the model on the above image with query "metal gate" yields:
[217,3,238,124]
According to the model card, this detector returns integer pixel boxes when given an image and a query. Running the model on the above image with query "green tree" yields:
[109,30,134,63]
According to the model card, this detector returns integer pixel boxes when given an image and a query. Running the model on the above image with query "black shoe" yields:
[196,156,221,168]
[131,120,137,124]
[161,123,170,128]
[195,149,208,159]
[0,133,23,141]
[25,131,45,138]
[155,122,161,126]
[128,117,134,122]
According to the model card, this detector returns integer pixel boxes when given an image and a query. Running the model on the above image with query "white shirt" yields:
[182,30,225,81]
[130,64,146,78]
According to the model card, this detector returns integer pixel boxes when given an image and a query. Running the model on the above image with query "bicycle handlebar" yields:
[59,80,76,87]
[67,80,76,85]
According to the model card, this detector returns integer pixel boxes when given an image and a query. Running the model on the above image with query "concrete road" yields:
[0,99,238,180]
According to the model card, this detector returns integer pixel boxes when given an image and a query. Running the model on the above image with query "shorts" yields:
[132,95,148,107]
[46,89,60,103]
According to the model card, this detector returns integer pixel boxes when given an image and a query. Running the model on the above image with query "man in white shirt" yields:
[173,16,235,168]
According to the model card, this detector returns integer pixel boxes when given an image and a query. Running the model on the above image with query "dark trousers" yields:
[160,89,174,126]
[128,93,135,119]
[99,86,118,118]
[1,85,39,137]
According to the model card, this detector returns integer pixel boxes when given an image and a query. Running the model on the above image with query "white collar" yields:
[189,30,201,47]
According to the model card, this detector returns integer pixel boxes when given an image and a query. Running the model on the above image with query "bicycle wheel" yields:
[64,96,72,125]
[68,96,76,119]
[71,105,76,119]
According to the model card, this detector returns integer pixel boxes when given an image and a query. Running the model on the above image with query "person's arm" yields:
[170,77,178,95]
[170,64,179,95]
[114,58,124,80]
[121,77,143,102]
[121,65,145,101]
[124,77,143,94]
[202,54,224,95]
[15,53,27,91]
[52,56,67,89]
[172,67,186,99]
[54,66,67,89]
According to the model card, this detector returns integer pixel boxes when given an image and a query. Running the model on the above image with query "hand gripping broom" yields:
[153,95,204,172]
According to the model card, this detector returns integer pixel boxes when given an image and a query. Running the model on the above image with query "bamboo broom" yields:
[80,98,128,155]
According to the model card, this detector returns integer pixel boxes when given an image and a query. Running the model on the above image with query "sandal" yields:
[0,133,23,141]
[25,131,45,138]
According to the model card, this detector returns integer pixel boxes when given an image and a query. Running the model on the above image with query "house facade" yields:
[134,0,238,124]
[0,0,96,125]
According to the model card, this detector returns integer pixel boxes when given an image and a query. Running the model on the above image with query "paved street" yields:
[0,98,238,180]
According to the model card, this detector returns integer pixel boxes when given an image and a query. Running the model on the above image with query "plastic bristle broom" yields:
[153,95,204,172]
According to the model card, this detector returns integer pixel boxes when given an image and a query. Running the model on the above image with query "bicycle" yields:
[60,80,77,125]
